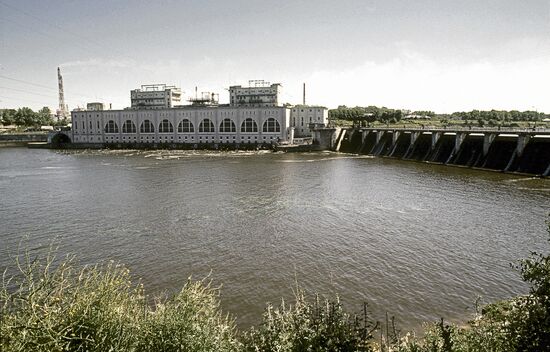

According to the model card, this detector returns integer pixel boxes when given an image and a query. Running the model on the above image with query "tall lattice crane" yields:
[56,67,69,120]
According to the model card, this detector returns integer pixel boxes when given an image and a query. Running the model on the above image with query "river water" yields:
[0,147,548,331]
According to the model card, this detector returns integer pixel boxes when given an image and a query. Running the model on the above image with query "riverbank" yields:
[0,133,48,148]
[2,226,548,351]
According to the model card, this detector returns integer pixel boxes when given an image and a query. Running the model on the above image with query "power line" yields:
[0,74,58,92]
[0,74,105,101]
[0,0,153,73]
[0,85,57,98]
[0,94,53,106]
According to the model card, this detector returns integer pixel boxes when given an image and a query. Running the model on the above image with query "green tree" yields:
[37,107,53,125]
[13,107,37,126]
[0,109,16,125]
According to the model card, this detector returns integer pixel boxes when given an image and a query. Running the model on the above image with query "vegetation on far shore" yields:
[329,106,550,129]
[0,107,67,129]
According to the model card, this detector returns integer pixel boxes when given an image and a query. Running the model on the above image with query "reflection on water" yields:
[0,147,548,331]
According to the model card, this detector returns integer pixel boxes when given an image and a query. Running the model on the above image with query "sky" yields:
[0,0,549,113]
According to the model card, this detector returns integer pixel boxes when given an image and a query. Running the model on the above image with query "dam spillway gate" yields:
[331,128,550,176]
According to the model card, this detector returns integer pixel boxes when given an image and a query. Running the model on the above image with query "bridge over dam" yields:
[313,127,550,176]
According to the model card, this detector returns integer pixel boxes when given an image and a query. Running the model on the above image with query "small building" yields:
[289,105,328,137]
[130,84,182,110]
[229,80,281,107]
[86,102,105,111]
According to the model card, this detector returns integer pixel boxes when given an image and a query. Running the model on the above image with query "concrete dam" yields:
[316,127,550,176]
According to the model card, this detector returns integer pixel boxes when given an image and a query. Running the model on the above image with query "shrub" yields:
[242,290,377,352]
[0,252,239,352]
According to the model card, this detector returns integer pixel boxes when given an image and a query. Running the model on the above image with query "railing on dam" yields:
[319,127,550,176]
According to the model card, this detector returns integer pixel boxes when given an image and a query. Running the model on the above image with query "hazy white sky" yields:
[1,0,549,113]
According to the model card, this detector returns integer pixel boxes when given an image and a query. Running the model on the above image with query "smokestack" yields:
[109,103,112,110]
[303,83,306,105]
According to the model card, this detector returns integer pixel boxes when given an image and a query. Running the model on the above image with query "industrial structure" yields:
[228,80,281,107]
[56,67,70,120]
[68,81,328,146]
[130,84,182,109]
[291,105,328,137]
[86,102,105,111]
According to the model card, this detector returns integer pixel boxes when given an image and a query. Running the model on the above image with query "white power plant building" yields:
[70,81,327,146]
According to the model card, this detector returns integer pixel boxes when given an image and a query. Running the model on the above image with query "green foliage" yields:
[328,106,549,127]
[451,109,546,122]
[0,252,239,352]
[0,109,16,125]
[242,291,377,352]
[2,220,549,351]
[36,107,54,126]
[329,106,402,126]
[0,107,53,127]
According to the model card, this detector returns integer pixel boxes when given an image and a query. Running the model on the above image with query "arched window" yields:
[159,119,174,133]
[178,119,194,133]
[104,120,119,134]
[122,120,136,133]
[262,118,281,133]
[140,120,154,133]
[219,118,236,133]
[199,119,215,133]
[241,118,258,132]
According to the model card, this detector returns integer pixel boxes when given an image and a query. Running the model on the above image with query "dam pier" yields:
[314,127,550,176]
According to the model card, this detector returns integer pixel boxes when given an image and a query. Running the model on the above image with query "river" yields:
[0,147,548,331]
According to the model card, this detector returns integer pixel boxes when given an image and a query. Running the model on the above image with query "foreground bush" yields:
[242,292,377,352]
[0,252,239,352]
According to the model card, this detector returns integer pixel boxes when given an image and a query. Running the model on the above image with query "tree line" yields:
[0,107,62,127]
[329,106,548,124]
[329,106,404,125]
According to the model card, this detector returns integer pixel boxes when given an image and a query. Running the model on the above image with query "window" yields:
[198,119,215,133]
[240,118,258,132]
[219,118,236,133]
[122,120,137,133]
[159,119,173,133]
[140,120,154,133]
[104,120,119,133]
[262,118,281,132]
[178,119,194,133]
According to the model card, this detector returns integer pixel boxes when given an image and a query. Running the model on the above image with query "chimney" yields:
[303,83,306,105]
[109,103,112,110]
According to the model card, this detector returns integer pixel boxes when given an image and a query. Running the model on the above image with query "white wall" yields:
[71,106,290,145]
[289,105,328,137]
